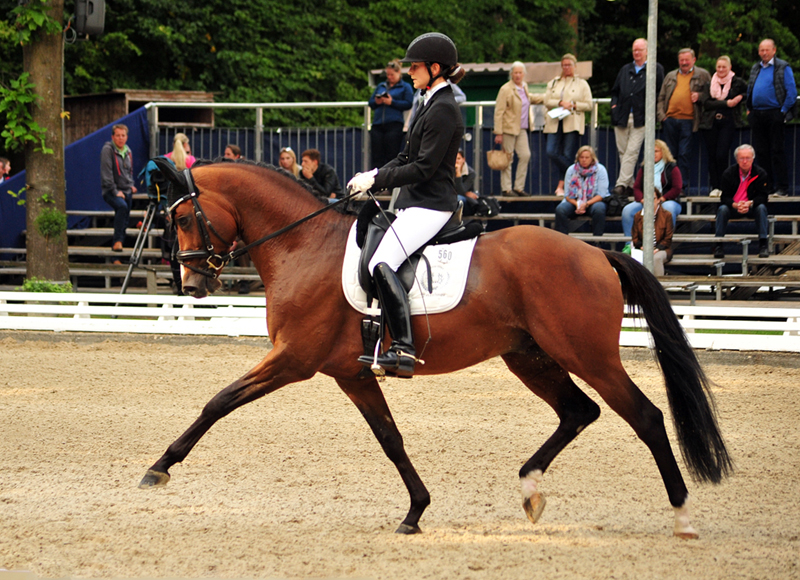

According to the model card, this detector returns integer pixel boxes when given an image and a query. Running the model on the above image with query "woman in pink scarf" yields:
[700,56,747,196]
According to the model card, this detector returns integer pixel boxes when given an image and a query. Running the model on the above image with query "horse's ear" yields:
[152,157,186,190]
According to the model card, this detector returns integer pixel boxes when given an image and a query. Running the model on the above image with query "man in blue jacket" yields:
[369,60,414,169]
[746,39,798,196]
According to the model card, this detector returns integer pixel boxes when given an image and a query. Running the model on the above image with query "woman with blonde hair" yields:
[278,146,301,177]
[621,139,682,239]
[493,62,543,196]
[554,145,610,236]
[544,53,593,196]
[165,133,196,171]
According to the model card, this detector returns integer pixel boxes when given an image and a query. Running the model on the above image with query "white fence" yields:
[0,292,799,352]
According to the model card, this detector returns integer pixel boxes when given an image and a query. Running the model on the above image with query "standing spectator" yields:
[701,56,747,196]
[713,144,770,258]
[165,133,196,170]
[300,149,342,200]
[224,144,242,160]
[369,59,414,169]
[554,145,609,237]
[657,48,711,191]
[746,39,798,196]
[278,146,301,178]
[543,53,592,196]
[631,187,674,276]
[610,38,665,198]
[621,139,683,239]
[0,157,10,184]
[494,62,537,196]
[100,123,137,252]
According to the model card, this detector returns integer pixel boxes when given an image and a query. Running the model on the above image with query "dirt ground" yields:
[0,332,798,580]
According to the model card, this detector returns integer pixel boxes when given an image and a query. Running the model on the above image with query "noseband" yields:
[168,167,358,279]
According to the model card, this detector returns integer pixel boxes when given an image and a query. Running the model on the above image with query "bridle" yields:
[168,168,358,279]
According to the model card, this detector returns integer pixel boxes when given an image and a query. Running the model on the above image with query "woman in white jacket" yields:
[543,54,593,196]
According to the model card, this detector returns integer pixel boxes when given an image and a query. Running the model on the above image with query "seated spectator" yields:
[278,146,301,178]
[300,149,342,200]
[224,144,242,160]
[713,144,770,258]
[622,139,682,241]
[100,123,137,252]
[165,133,196,170]
[554,145,609,237]
[0,157,9,183]
[455,149,477,203]
[631,187,674,276]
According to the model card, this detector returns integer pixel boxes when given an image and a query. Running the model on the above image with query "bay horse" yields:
[139,160,732,538]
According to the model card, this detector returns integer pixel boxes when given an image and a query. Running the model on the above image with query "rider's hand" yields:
[347,168,378,199]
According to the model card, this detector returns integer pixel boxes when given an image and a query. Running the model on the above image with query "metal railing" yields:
[146,98,800,197]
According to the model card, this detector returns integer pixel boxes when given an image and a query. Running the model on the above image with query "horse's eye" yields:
[176,216,191,229]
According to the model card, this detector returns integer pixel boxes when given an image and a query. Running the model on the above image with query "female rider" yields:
[347,32,465,378]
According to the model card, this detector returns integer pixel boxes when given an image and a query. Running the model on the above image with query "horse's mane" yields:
[184,157,358,215]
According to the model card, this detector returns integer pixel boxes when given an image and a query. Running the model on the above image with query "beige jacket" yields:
[493,80,543,135]
[543,75,593,135]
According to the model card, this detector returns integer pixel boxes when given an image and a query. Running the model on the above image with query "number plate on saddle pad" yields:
[341,222,478,315]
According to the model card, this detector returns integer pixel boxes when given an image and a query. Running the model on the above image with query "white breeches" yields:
[369,207,453,273]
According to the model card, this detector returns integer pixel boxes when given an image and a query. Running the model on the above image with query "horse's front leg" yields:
[335,377,430,534]
[139,343,312,488]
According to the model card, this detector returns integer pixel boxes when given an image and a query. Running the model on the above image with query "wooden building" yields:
[64,89,215,145]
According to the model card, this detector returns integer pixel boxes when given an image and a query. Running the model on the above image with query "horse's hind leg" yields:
[335,377,430,535]
[575,361,698,538]
[502,350,601,524]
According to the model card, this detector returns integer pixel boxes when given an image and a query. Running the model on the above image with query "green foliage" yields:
[6,185,27,206]
[18,277,73,293]
[34,206,67,238]
[0,72,52,153]
[11,0,63,45]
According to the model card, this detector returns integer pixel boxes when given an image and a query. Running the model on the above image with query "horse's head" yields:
[155,158,239,298]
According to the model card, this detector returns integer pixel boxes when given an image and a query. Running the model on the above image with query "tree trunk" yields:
[23,0,69,283]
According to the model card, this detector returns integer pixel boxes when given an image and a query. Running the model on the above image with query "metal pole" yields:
[148,106,158,158]
[474,105,483,192]
[642,0,658,273]
[255,107,263,162]
[363,105,371,170]
[589,100,598,151]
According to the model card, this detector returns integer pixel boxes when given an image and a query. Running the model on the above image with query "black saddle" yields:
[356,201,483,295]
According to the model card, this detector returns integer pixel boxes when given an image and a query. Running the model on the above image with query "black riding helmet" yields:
[401,32,458,90]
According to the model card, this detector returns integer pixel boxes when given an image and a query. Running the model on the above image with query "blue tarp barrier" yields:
[0,107,149,255]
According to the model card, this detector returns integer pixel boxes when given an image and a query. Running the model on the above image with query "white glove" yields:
[347,168,378,198]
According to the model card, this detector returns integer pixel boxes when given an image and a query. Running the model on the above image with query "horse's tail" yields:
[604,250,733,484]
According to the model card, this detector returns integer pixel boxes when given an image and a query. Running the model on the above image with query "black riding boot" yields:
[358,262,417,377]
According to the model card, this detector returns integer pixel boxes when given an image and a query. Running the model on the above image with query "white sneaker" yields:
[709,189,722,197]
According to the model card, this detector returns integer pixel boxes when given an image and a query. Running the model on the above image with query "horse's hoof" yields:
[395,523,422,535]
[674,529,699,540]
[138,469,170,488]
[523,492,546,524]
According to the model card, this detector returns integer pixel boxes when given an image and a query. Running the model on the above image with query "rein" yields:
[169,168,359,279]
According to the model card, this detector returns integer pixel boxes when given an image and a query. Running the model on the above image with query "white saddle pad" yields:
[341,222,479,316]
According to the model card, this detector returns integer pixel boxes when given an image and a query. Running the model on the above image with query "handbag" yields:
[486,148,512,171]
[605,192,631,217]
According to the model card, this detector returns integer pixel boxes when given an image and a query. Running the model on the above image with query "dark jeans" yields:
[102,190,132,244]
[702,116,736,191]
[546,126,580,179]
[555,199,608,236]
[661,117,694,189]
[371,121,405,169]
[750,109,787,192]
[715,202,769,239]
